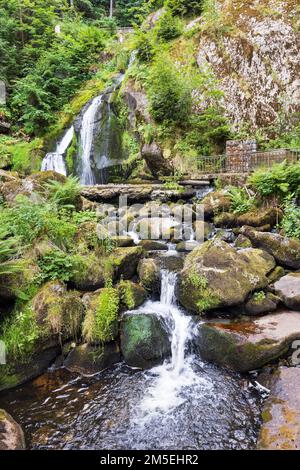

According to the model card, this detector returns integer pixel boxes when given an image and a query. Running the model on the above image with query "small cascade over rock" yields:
[41,126,74,175]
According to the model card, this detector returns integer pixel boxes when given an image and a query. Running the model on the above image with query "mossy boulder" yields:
[82,288,119,345]
[31,281,84,343]
[64,342,120,376]
[111,235,135,247]
[178,239,276,314]
[0,258,40,301]
[240,227,300,269]
[257,367,300,450]
[141,142,172,178]
[138,258,160,294]
[245,292,280,316]
[118,280,147,310]
[75,221,99,250]
[267,266,285,284]
[235,234,252,249]
[274,273,300,310]
[214,212,237,228]
[108,246,144,281]
[120,313,171,369]
[196,311,300,372]
[139,240,168,251]
[0,177,34,205]
[69,253,105,291]
[237,208,282,229]
[28,171,66,188]
[0,409,26,450]
[200,191,231,217]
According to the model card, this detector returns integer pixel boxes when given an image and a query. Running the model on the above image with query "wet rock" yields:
[200,191,231,217]
[118,280,147,310]
[111,236,135,247]
[240,227,300,269]
[258,367,300,450]
[0,409,26,450]
[193,220,214,241]
[178,239,275,314]
[139,240,168,251]
[64,342,120,376]
[141,142,172,178]
[138,258,160,294]
[110,246,144,280]
[267,266,286,284]
[235,234,252,249]
[214,212,237,228]
[176,241,200,252]
[214,229,235,244]
[196,311,300,372]
[120,313,171,369]
[274,273,300,310]
[245,292,280,316]
[70,253,105,291]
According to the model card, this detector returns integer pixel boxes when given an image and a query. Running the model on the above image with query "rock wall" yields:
[196,0,300,133]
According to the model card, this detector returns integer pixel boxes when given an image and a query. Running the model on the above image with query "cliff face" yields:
[196,0,300,133]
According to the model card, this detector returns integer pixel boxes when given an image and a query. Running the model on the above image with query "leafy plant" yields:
[227,186,256,215]
[249,161,300,200]
[281,198,300,240]
[45,176,81,209]
[37,250,82,283]
[0,229,21,276]
[155,10,183,41]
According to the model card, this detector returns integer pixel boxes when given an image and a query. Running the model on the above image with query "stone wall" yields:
[226,140,257,172]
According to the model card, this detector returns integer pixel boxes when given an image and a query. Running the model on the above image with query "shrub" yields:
[155,10,183,41]
[148,57,191,124]
[134,30,155,63]
[166,0,204,16]
[37,250,82,283]
[0,229,21,276]
[249,161,300,200]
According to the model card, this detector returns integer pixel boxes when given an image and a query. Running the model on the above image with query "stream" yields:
[0,252,262,450]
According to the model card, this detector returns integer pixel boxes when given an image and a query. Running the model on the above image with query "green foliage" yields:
[11,21,107,135]
[0,195,77,249]
[166,0,204,16]
[133,29,155,63]
[45,176,81,209]
[252,291,266,302]
[148,56,191,124]
[281,198,300,240]
[72,211,98,224]
[37,250,82,283]
[249,161,300,199]
[118,280,135,309]
[0,307,39,361]
[227,186,256,215]
[155,10,183,41]
[83,288,120,344]
[0,229,21,276]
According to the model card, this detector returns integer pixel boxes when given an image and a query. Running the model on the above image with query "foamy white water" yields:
[130,270,211,417]
[79,96,103,185]
[41,126,74,175]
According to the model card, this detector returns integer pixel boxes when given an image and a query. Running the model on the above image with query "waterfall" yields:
[131,268,209,415]
[78,95,103,185]
[41,126,74,175]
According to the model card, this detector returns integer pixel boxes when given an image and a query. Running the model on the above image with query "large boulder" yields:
[240,227,300,269]
[244,292,280,316]
[120,313,171,369]
[141,142,172,178]
[237,208,282,228]
[257,367,300,450]
[0,410,26,450]
[64,342,120,376]
[200,191,231,217]
[109,246,144,280]
[69,253,105,291]
[196,311,300,372]
[138,258,160,295]
[178,239,276,314]
[274,273,300,310]
[118,280,147,310]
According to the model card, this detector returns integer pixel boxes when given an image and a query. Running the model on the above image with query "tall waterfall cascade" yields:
[41,126,74,175]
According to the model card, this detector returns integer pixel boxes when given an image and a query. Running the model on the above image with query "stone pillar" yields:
[226,140,257,172]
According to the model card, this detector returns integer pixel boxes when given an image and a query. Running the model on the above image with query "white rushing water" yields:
[131,269,211,417]
[41,126,74,175]
[79,95,103,185]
